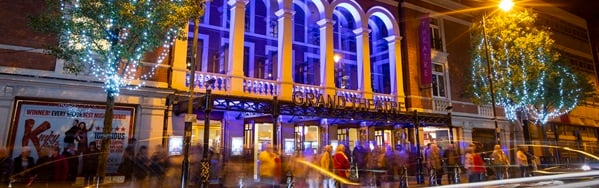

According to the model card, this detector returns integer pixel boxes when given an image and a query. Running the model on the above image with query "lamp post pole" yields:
[200,81,214,188]
[414,110,424,184]
[481,13,501,145]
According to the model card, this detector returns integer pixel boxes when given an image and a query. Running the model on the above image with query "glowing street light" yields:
[499,0,514,12]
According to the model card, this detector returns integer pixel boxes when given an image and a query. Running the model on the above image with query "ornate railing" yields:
[186,72,228,92]
[243,78,278,96]
[293,84,323,94]
[433,98,450,112]
[373,93,395,102]
[478,105,494,117]
[336,89,361,99]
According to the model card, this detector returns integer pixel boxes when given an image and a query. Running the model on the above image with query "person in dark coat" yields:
[12,147,35,182]
[133,146,150,184]
[0,147,13,184]
[62,143,79,181]
[51,146,69,182]
[35,146,55,182]
[82,142,99,185]
[117,146,135,182]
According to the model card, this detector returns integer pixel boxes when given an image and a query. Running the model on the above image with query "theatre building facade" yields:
[167,0,505,183]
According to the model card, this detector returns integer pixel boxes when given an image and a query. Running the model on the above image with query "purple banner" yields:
[419,14,432,86]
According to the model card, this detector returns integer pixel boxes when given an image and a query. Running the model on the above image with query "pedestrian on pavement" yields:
[150,145,169,188]
[465,146,485,183]
[82,142,99,185]
[0,147,13,184]
[491,144,510,180]
[352,141,368,184]
[50,146,69,182]
[320,145,334,188]
[35,146,55,182]
[12,146,35,183]
[288,150,307,187]
[62,143,79,181]
[443,143,460,184]
[258,144,277,187]
[426,144,443,185]
[333,144,350,188]
[133,145,151,187]
[516,147,530,177]
[118,145,135,183]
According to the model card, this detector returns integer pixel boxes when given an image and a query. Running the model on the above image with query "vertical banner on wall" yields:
[419,13,432,86]
[8,99,136,173]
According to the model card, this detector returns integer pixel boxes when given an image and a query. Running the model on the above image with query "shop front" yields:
[171,93,450,186]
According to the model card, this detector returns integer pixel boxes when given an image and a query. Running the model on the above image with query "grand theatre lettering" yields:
[292,91,403,113]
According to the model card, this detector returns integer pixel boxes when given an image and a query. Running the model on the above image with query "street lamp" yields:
[481,0,513,145]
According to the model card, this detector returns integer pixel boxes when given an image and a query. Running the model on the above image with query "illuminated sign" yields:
[291,91,403,113]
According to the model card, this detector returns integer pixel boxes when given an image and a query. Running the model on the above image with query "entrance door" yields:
[294,123,320,154]
[336,127,359,151]
[374,129,393,147]
[254,122,273,180]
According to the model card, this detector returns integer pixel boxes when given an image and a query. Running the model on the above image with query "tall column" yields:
[171,25,191,91]
[318,18,336,96]
[227,0,249,95]
[275,5,294,100]
[321,119,330,145]
[355,27,372,99]
[386,35,405,103]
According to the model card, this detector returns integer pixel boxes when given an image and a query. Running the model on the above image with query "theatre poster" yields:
[8,99,136,173]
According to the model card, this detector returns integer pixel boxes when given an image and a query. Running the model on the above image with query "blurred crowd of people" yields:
[263,141,539,188]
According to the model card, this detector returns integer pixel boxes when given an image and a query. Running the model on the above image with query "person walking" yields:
[333,144,350,188]
[62,143,79,181]
[465,146,485,183]
[443,144,460,184]
[150,145,169,188]
[352,141,368,184]
[320,145,333,188]
[394,145,409,188]
[82,142,99,185]
[51,146,69,182]
[426,144,443,186]
[133,145,151,187]
[12,147,35,183]
[516,147,530,177]
[35,146,55,183]
[491,144,510,180]
[0,147,13,184]
[118,146,135,183]
[258,144,277,187]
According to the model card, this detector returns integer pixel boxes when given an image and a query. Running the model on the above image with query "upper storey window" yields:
[430,18,443,51]
[432,63,446,97]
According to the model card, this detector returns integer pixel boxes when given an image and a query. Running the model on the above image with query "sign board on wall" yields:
[419,14,432,87]
[8,99,136,173]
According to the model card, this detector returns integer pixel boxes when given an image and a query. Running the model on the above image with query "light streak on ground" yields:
[519,144,599,160]
[437,170,599,188]
[295,159,360,186]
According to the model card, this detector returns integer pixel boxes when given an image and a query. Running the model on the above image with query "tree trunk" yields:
[97,92,115,182]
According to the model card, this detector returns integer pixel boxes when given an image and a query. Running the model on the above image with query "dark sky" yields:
[540,0,599,23]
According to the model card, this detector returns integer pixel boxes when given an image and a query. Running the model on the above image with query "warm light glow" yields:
[499,0,514,12]
[334,54,342,63]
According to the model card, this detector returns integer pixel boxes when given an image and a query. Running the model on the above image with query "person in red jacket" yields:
[333,144,350,187]
[465,146,486,183]
[51,146,69,182]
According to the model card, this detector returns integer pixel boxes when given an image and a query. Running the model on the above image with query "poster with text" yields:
[9,99,135,173]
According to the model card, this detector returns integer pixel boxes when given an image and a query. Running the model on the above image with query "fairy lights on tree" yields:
[31,0,205,180]
[468,9,593,124]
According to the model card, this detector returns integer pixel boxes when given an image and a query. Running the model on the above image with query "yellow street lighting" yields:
[499,0,514,12]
